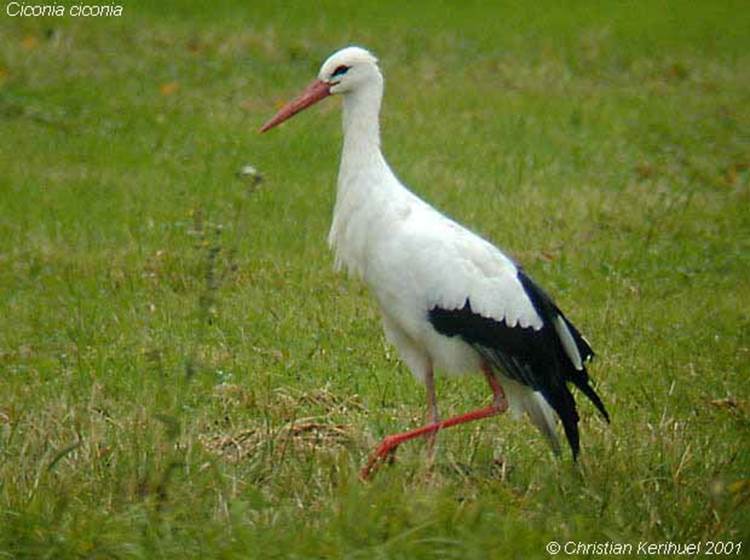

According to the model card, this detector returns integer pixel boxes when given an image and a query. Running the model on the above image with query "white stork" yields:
[260,46,609,479]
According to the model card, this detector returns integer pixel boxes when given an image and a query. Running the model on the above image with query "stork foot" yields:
[359,403,506,480]
[360,434,402,480]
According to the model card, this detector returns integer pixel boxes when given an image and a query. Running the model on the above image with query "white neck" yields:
[329,74,398,275]
[340,79,384,171]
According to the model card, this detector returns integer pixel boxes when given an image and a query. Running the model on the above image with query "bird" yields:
[260,46,609,479]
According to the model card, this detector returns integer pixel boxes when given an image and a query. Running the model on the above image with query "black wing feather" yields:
[428,269,609,458]
[517,271,609,423]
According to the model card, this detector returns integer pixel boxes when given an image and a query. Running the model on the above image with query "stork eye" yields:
[331,65,350,78]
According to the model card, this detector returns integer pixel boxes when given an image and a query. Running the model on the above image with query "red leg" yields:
[360,363,507,480]
[481,361,506,408]
[423,365,439,457]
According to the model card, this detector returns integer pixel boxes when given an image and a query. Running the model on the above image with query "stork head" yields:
[259,46,380,133]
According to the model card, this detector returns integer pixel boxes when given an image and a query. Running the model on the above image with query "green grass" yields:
[1,1,749,557]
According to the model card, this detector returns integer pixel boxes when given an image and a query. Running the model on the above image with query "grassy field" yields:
[1,1,749,557]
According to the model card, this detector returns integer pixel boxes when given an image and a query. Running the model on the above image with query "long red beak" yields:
[259,79,331,133]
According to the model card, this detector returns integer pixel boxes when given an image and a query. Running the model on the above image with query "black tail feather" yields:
[547,385,581,459]
[558,312,594,363]
[573,376,610,423]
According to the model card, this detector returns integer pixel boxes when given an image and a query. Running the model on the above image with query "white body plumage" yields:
[325,48,554,424]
